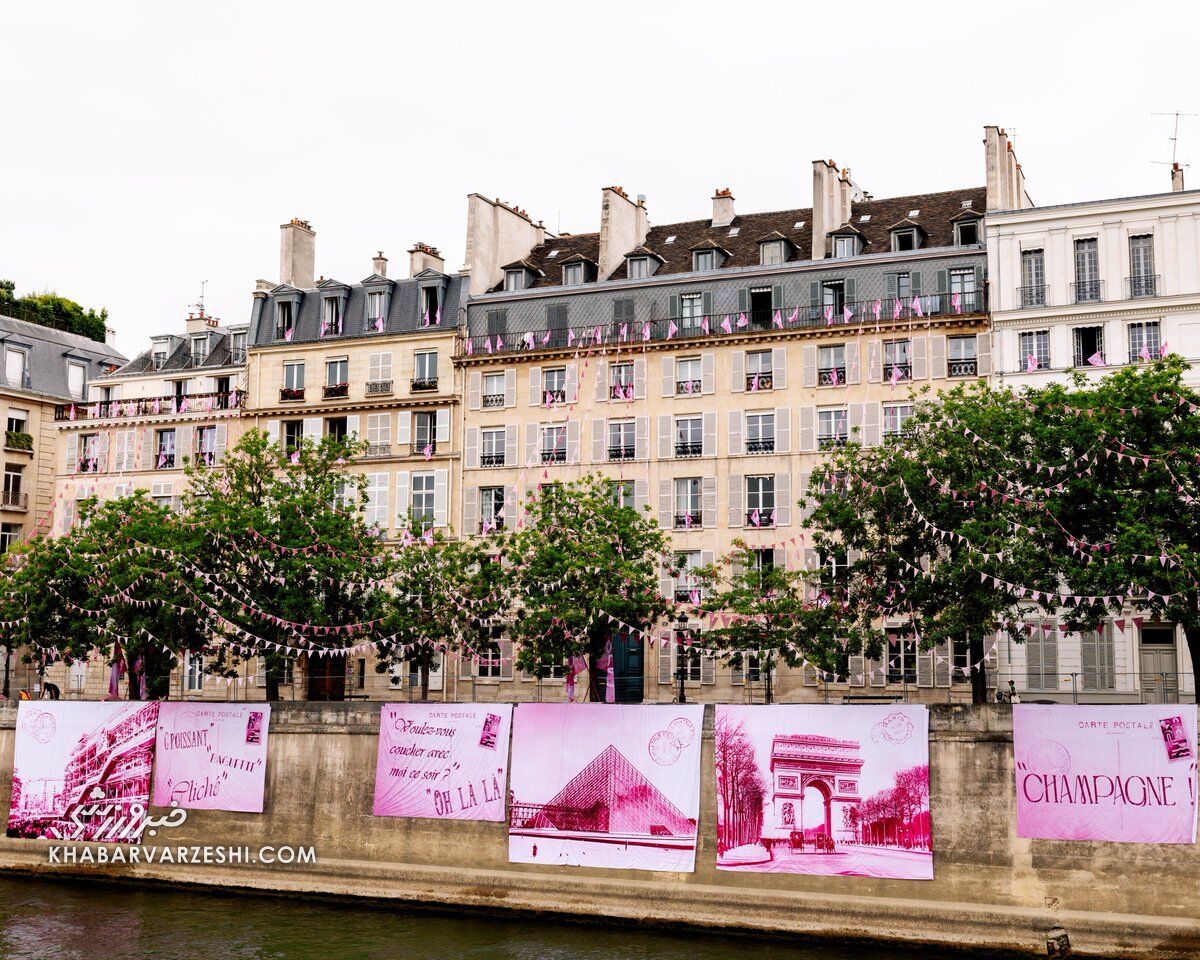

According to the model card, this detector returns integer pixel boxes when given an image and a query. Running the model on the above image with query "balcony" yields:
[541,449,566,464]
[745,373,773,391]
[745,509,776,527]
[323,382,349,400]
[1,490,28,510]
[365,380,393,396]
[746,437,775,454]
[818,367,846,386]
[279,387,305,402]
[673,513,702,529]
[675,379,702,396]
[54,390,246,421]
[480,452,506,468]
[482,393,505,408]
[818,435,847,450]
[4,430,32,452]
[412,441,437,457]
[608,444,636,461]
[1071,279,1103,304]
[364,442,392,458]
[411,377,438,392]
[1016,284,1048,308]
[948,358,978,377]
[675,441,703,458]
[610,382,635,401]
[541,388,567,405]
[884,361,912,381]
[1127,275,1159,299]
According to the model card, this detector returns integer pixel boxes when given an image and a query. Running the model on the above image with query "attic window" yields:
[665,235,677,244]
[955,220,980,246]
[152,350,167,370]
[190,336,208,363]
[908,210,921,218]
[693,249,715,272]
[627,257,651,279]
[759,240,786,266]
[275,301,294,340]
[793,221,805,230]
[562,262,584,286]
[546,250,559,259]
[727,227,740,237]
[961,200,974,208]
[832,235,860,258]
[858,215,871,223]
[891,229,918,252]
[504,269,527,292]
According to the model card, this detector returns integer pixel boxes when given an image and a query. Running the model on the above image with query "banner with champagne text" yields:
[1014,704,1198,843]
[152,703,271,813]
[7,701,160,843]
[508,703,704,872]
[714,704,933,879]
[373,703,512,820]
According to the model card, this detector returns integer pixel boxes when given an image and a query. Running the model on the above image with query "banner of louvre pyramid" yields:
[508,703,704,872]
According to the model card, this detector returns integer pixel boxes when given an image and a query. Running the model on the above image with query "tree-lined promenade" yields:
[1,359,1197,702]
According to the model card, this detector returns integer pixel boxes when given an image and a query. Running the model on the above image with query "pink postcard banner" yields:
[7,700,160,843]
[373,703,512,820]
[715,704,933,880]
[1014,704,1198,844]
[508,703,704,873]
[152,703,271,813]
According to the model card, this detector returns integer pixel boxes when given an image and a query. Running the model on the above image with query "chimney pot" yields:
[1172,162,1186,192]
[408,242,445,277]
[372,251,388,278]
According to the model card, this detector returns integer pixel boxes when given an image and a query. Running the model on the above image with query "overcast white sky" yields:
[2,1,1197,356]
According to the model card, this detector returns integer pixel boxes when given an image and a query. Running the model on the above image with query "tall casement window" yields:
[480,486,506,531]
[366,291,387,330]
[481,427,506,467]
[1018,330,1051,371]
[674,478,701,528]
[692,249,715,272]
[1128,235,1156,297]
[1073,238,1100,302]
[1128,320,1161,362]
[608,420,635,461]
[275,300,294,340]
[680,294,704,334]
[745,411,775,453]
[675,356,701,395]
[322,297,343,335]
[66,362,86,400]
[1020,249,1045,307]
[949,268,978,312]
[674,416,702,458]
[562,262,584,286]
[745,475,775,526]
[817,408,848,447]
[410,473,436,527]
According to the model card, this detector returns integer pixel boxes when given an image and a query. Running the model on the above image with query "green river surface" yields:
[0,875,1008,960]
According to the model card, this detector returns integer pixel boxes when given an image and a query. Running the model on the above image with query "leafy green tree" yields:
[502,474,670,700]
[0,281,109,342]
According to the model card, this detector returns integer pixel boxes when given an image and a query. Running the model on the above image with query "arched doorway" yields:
[799,777,833,841]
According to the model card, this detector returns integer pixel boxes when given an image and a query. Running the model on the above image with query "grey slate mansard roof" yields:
[105,322,249,379]
[0,313,127,401]
[247,271,467,346]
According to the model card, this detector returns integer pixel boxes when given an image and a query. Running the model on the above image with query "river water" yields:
[0,875,988,960]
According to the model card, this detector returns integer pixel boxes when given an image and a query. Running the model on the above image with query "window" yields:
[833,235,858,258]
[152,350,167,370]
[746,350,773,390]
[410,473,435,527]
[627,257,650,279]
[504,269,526,292]
[66,362,86,400]
[1018,330,1050,371]
[231,331,247,363]
[481,427,506,467]
[883,404,913,438]
[818,408,848,447]
[476,625,504,678]
[674,632,705,682]
[542,367,566,404]
[1020,249,1046,306]
[746,475,775,526]
[562,262,584,286]
[675,357,701,395]
[366,414,391,456]
[949,268,977,312]
[283,361,305,390]
[611,480,635,509]
[367,291,386,330]
[955,219,980,245]
[331,480,351,511]
[675,416,702,458]
[1024,623,1058,691]
[6,409,27,435]
[818,344,846,385]
[191,336,208,364]
[155,429,176,469]
[894,272,912,302]
[367,352,392,393]
[745,412,775,453]
[214,376,230,397]
[759,240,785,266]
[413,412,436,454]
[541,425,566,463]
[413,351,438,389]
[609,362,634,401]
[1073,238,1100,302]
[77,433,99,472]
[283,421,303,453]
[482,371,506,407]
[674,478,701,528]
[0,523,21,553]
[480,486,506,531]
[680,294,704,334]
[326,358,348,386]
[891,230,917,252]
[608,420,635,460]
[887,631,918,684]
[1129,235,1156,297]
[322,297,342,336]
[1128,320,1161,362]
[5,349,27,388]
[3,464,24,508]
[421,287,440,324]
[948,335,978,376]
[173,379,188,402]
[821,280,845,315]
[748,287,773,328]
[692,249,715,272]
[883,339,911,380]
[195,425,217,467]
[326,417,347,443]
[674,550,703,601]
[275,301,294,339]
[183,651,204,693]
[1073,326,1105,367]
[364,472,389,530]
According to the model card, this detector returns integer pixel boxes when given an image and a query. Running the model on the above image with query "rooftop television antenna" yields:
[1151,110,1195,167]
[190,279,208,315]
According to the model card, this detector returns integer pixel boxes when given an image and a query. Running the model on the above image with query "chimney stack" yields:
[462,195,546,296]
[711,188,735,228]
[408,242,445,277]
[279,218,315,288]
[185,310,219,334]
[984,126,1032,211]
[599,186,650,280]
[1172,162,1186,192]
[372,251,388,277]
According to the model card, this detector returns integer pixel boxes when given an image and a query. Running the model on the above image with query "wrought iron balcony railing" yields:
[818,435,848,449]
[675,379,702,396]
[541,448,566,464]
[1071,279,1103,303]
[948,358,978,377]
[608,444,636,461]
[323,382,349,400]
[818,366,846,386]
[1016,285,1048,308]
[675,441,703,458]
[746,437,775,454]
[482,393,505,407]
[745,373,773,391]
[745,509,776,527]
[673,513,702,529]
[279,387,305,402]
[363,442,391,458]
[365,380,393,396]
[411,377,439,392]
[1127,274,1158,299]
[480,452,506,468]
[1,490,28,509]
[411,441,437,456]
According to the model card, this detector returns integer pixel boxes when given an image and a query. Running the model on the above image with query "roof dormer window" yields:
[562,262,584,286]
[955,219,980,246]
[693,250,714,271]
[832,235,861,258]
[321,296,343,336]
[891,229,918,252]
[275,300,294,341]
[190,335,208,364]
[152,349,167,370]
[627,257,650,279]
[504,269,527,292]
[759,239,786,266]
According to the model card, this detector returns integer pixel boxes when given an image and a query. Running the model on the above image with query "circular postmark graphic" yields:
[871,711,914,745]
[649,730,681,766]
[667,716,695,749]
[21,710,56,744]
[1025,739,1071,775]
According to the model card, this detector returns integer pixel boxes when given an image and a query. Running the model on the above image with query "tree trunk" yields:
[420,660,430,702]
[1182,620,1200,697]
[968,631,988,704]
[2,646,9,699]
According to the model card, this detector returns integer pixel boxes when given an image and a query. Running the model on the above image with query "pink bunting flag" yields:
[1139,344,1152,362]
[619,323,628,342]
[749,508,760,527]
[889,364,904,386]
[541,329,551,345]
[701,316,710,334]
[435,304,442,325]
[422,309,430,327]
[824,305,834,325]
[465,337,474,356]
[1026,353,1040,372]
[422,443,433,461]
[786,307,798,324]
[736,312,748,328]
[772,310,782,329]
[668,320,679,338]
[642,322,651,341]
[720,316,732,334]
[290,450,301,465]
[951,291,961,314]
[911,296,923,318]
[284,327,293,341]
[594,326,602,345]
[568,329,576,347]
[1086,351,1105,366]
[749,373,759,392]
[829,366,840,386]
[893,298,902,320]
[1160,340,1168,357]
[872,299,882,322]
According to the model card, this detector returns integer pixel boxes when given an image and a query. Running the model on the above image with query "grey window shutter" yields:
[566,419,580,463]
[935,641,952,687]
[503,484,517,529]
[435,408,450,443]
[635,416,649,460]
[594,361,609,402]
[565,364,579,403]
[465,427,479,468]
[1044,623,1058,690]
[799,406,816,452]
[936,269,948,294]
[976,332,992,376]
[917,648,934,687]
[702,477,717,528]
[524,423,538,464]
[504,427,517,467]
[504,369,517,408]
[728,474,744,527]
[658,634,674,684]
[1082,629,1098,690]
[974,265,985,302]
[728,411,744,455]
[772,347,787,388]
[634,478,648,514]
[396,411,412,445]
[701,652,715,685]
[849,654,866,687]
[591,419,606,463]
[911,271,923,296]
[731,351,745,393]
[737,288,748,313]
[701,353,715,394]
[657,414,672,459]
[869,657,886,688]
[885,273,898,298]
[215,423,228,463]
[772,284,783,309]
[702,411,716,458]
[802,344,818,387]
[775,407,791,453]
[658,478,673,528]
[702,292,713,316]
[528,367,542,405]
[463,487,478,535]
[863,402,880,446]
[930,334,947,379]
[433,468,449,527]
[633,358,646,399]
[775,473,791,526]
[809,280,820,310]
[867,339,882,382]
[468,371,481,410]
[845,277,856,305]
[65,432,79,472]
[661,357,674,397]
[911,335,928,379]
[848,403,864,440]
[668,294,680,320]
[846,342,861,383]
